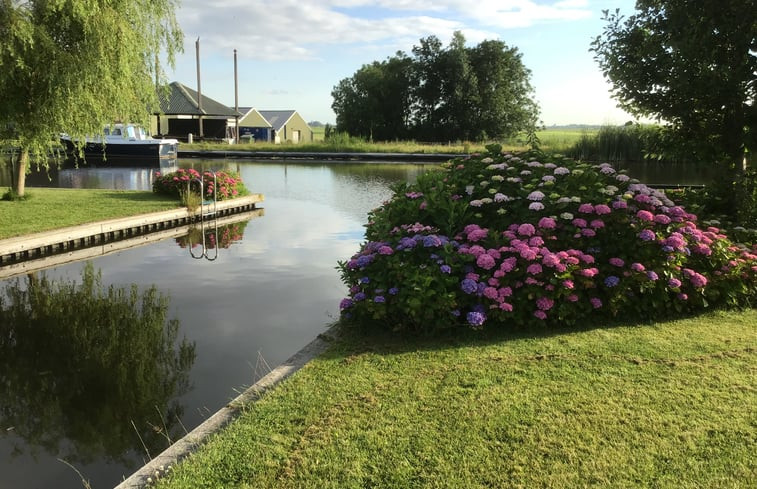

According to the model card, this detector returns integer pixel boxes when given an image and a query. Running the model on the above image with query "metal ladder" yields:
[187,170,219,261]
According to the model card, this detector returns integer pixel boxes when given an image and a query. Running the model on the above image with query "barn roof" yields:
[258,110,297,131]
[158,82,241,117]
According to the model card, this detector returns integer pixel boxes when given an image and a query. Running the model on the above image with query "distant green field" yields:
[311,125,325,142]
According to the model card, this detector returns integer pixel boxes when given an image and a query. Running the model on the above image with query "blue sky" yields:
[167,0,640,126]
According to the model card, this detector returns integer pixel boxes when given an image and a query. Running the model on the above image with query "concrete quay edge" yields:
[0,194,264,260]
[114,327,340,489]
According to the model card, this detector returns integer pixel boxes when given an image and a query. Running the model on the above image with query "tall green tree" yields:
[409,35,445,141]
[590,1,756,177]
[331,52,414,141]
[468,39,540,141]
[0,0,183,197]
[333,31,539,143]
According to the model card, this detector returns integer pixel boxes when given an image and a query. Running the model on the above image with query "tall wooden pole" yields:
[196,37,204,138]
[234,49,240,144]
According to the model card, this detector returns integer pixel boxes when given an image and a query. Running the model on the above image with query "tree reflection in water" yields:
[0,263,195,466]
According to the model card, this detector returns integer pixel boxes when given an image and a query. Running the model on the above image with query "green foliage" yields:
[153,168,249,201]
[590,1,755,178]
[0,0,183,194]
[0,263,195,463]
[332,31,539,143]
[339,149,757,333]
[678,165,757,236]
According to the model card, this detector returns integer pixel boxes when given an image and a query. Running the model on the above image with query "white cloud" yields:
[177,0,591,60]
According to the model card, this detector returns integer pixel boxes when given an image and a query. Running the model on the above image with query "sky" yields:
[167,0,641,127]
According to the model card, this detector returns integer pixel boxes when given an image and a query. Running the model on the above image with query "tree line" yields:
[331,31,540,143]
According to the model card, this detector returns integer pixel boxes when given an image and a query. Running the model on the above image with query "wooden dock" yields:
[0,194,263,278]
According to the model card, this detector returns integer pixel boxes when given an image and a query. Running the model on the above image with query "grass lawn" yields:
[0,188,179,240]
[153,309,756,489]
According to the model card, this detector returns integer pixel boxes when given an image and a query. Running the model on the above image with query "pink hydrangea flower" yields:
[630,262,645,272]
[609,257,625,267]
[527,263,543,275]
[637,210,654,221]
[517,223,536,236]
[483,287,499,300]
[476,254,496,270]
[538,217,557,229]
[594,204,611,215]
[536,297,554,311]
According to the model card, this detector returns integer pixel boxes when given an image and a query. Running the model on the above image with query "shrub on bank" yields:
[338,146,757,333]
[152,168,248,201]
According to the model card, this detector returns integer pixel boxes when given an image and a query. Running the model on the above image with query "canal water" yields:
[0,155,713,489]
[0,158,433,489]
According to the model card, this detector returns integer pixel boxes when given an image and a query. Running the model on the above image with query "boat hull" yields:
[61,132,178,167]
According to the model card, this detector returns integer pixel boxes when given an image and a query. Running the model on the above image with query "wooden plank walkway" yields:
[0,194,263,271]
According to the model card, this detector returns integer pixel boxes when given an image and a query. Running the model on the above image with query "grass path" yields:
[0,188,179,239]
[154,309,756,489]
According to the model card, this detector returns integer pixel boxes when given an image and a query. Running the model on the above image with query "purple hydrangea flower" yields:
[339,298,353,310]
[604,276,620,287]
[461,279,478,294]
[466,311,487,327]
[389,287,399,295]
[440,264,452,274]
[639,229,656,241]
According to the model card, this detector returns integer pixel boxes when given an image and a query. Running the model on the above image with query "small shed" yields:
[153,82,242,142]
[237,107,273,143]
[258,110,313,144]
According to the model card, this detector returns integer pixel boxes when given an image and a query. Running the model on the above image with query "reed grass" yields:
[564,124,663,162]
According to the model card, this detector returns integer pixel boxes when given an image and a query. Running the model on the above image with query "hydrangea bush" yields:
[338,146,757,333]
[153,168,248,201]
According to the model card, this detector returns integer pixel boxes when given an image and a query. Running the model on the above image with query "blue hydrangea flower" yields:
[466,311,486,326]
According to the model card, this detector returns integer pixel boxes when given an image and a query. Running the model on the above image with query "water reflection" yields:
[0,263,195,466]
[0,157,178,190]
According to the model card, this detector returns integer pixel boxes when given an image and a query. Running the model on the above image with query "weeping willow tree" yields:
[0,0,183,197]
[0,263,196,464]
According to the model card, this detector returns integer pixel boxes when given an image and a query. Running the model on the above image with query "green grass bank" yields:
[152,309,756,489]
[181,128,594,155]
[0,188,179,239]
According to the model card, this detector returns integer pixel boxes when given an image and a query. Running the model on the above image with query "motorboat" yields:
[61,124,179,165]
